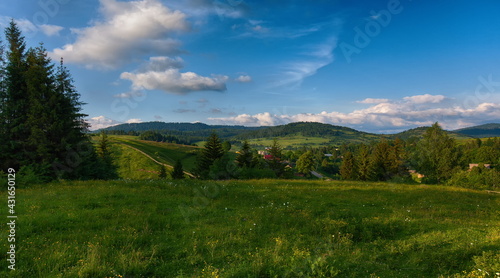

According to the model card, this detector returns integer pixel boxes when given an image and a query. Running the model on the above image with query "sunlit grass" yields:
[1,180,499,277]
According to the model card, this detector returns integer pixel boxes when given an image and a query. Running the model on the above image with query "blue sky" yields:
[2,0,500,133]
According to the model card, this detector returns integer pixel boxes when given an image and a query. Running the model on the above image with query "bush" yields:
[17,164,52,185]
[447,166,499,190]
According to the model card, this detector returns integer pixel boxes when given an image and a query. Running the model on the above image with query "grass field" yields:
[246,136,332,149]
[110,136,200,172]
[111,143,167,180]
[2,180,499,277]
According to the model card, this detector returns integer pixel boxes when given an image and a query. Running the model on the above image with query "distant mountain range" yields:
[98,121,500,143]
[453,123,500,138]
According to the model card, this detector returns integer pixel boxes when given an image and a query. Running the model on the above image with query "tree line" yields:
[0,21,116,182]
[194,123,498,190]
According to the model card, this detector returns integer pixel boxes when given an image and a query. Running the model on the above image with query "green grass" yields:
[112,143,167,179]
[111,136,200,171]
[2,180,499,277]
[247,136,332,149]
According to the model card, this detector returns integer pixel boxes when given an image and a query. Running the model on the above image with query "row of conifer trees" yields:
[0,21,115,182]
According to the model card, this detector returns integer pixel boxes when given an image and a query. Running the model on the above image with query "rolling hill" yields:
[392,127,473,141]
[97,121,499,149]
[453,123,500,138]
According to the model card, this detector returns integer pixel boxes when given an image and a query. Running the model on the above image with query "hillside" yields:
[392,126,473,141]
[109,135,200,172]
[233,122,383,148]
[98,121,500,149]
[454,123,500,138]
[102,121,254,132]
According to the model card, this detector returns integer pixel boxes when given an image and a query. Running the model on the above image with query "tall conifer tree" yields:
[1,20,28,171]
[195,133,224,179]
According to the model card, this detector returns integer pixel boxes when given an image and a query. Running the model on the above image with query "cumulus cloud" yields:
[50,0,189,69]
[208,94,500,132]
[86,116,121,130]
[139,56,184,72]
[357,98,389,104]
[39,24,64,36]
[126,118,142,123]
[403,94,446,104]
[86,116,143,130]
[121,56,228,94]
[235,75,252,83]
[121,69,228,94]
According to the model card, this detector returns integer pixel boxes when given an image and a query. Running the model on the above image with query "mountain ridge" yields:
[96,121,499,141]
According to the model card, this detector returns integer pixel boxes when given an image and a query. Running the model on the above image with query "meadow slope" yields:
[1,180,499,277]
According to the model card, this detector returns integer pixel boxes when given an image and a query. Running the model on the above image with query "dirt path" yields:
[117,142,196,178]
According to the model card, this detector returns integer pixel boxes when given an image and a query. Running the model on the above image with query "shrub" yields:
[447,166,499,190]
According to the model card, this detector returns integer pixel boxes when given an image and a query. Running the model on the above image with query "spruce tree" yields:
[195,133,224,179]
[158,165,167,179]
[356,144,371,181]
[1,20,28,171]
[340,151,356,180]
[267,138,285,177]
[369,141,391,181]
[172,160,185,179]
[24,44,56,176]
[236,140,253,168]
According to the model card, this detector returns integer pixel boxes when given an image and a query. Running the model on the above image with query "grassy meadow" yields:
[1,179,499,277]
[110,136,200,172]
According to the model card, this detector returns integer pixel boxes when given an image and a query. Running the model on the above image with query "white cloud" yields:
[121,56,228,94]
[403,94,446,104]
[121,69,228,94]
[50,0,190,69]
[86,116,121,130]
[86,116,143,130]
[139,56,184,72]
[113,90,145,98]
[235,75,252,83]
[208,95,500,132]
[357,98,389,104]
[273,39,336,88]
[168,0,248,19]
[39,24,64,36]
[126,118,142,123]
